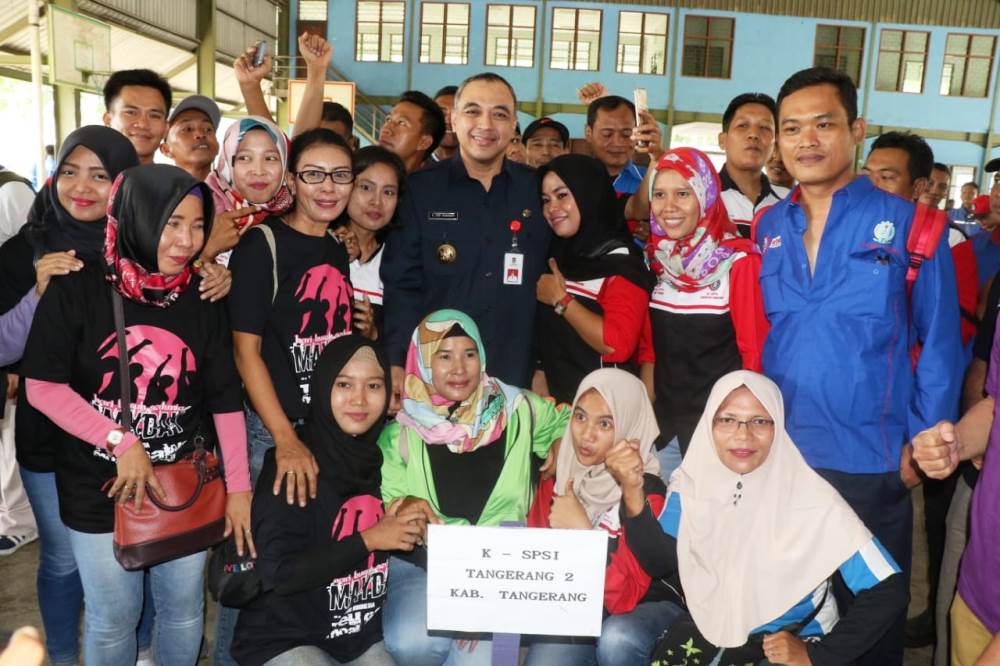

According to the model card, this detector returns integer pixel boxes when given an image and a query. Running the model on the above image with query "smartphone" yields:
[633,87,649,147]
[252,40,268,67]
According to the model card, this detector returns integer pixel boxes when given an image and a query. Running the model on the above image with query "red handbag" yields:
[104,290,226,571]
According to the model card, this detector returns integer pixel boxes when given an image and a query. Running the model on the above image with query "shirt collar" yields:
[719,163,779,205]
[447,152,513,185]
[787,174,871,208]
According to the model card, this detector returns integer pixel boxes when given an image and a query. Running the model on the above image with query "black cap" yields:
[522,117,570,144]
[986,157,1000,173]
[208,537,261,608]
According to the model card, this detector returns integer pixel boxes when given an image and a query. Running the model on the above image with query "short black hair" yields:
[455,72,518,109]
[963,181,980,191]
[932,162,951,175]
[353,145,407,198]
[434,85,458,100]
[321,102,353,133]
[722,92,777,131]
[288,127,354,173]
[777,66,858,124]
[869,131,933,181]
[103,69,172,113]
[586,95,635,127]
[398,90,446,158]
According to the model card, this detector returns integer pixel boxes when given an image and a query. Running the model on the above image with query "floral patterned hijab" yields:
[646,147,745,292]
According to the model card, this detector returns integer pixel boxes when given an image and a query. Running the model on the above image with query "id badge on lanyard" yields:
[503,219,524,286]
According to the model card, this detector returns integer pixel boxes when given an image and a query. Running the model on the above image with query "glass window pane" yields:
[553,8,576,30]
[843,50,863,83]
[579,9,601,32]
[620,11,642,34]
[841,27,864,49]
[709,18,732,39]
[580,31,600,70]
[357,1,380,21]
[815,48,838,70]
[682,41,705,76]
[946,34,969,55]
[618,43,639,73]
[486,26,504,65]
[944,56,966,95]
[685,16,707,38]
[881,29,902,51]
[299,1,327,21]
[512,6,534,27]
[384,2,405,22]
[449,4,469,24]
[643,34,666,74]
[423,2,443,23]
[487,5,509,26]
[971,35,995,57]
[966,57,992,96]
[420,24,441,62]
[816,25,838,46]
[904,31,927,53]
[551,38,571,69]
[902,60,924,93]
[940,62,954,95]
[875,52,900,91]
[708,39,731,77]
[646,13,668,35]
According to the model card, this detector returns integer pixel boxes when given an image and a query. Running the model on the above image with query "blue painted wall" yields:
[310,1,1000,183]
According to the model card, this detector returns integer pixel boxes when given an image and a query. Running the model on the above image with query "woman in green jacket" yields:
[378,309,568,665]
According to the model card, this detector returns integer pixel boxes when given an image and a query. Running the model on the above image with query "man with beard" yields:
[432,85,458,162]
[159,95,220,181]
[718,92,788,238]
[382,72,550,391]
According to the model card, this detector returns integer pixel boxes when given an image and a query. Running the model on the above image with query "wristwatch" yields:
[106,427,127,456]
[553,293,574,316]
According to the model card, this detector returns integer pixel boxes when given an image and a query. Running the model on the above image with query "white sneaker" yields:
[0,529,38,556]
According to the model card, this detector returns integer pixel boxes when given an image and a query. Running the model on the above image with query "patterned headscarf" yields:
[204,116,292,231]
[104,165,214,307]
[646,147,743,293]
[396,309,522,453]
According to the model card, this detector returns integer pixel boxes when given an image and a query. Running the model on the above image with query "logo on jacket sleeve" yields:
[873,220,896,244]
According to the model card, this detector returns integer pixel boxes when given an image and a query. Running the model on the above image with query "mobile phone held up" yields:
[252,40,269,67]
[633,87,649,148]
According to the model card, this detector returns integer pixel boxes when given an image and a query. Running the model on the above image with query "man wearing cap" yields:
[718,92,788,238]
[523,117,569,168]
[160,95,221,181]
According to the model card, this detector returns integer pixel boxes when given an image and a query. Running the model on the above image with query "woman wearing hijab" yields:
[638,148,769,481]
[525,368,683,666]
[203,116,293,264]
[534,154,655,404]
[377,309,569,666]
[21,164,252,666]
[232,334,422,666]
[0,126,137,666]
[623,371,907,666]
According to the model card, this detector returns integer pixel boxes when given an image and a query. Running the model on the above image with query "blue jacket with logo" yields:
[756,176,962,474]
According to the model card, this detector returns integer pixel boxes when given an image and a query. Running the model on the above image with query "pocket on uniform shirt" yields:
[757,255,789,318]
[845,247,905,317]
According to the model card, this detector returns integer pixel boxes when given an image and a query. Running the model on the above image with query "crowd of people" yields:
[0,28,999,666]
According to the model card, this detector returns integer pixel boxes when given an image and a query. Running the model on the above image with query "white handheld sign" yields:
[426,524,608,637]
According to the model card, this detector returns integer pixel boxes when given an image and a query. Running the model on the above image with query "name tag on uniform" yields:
[503,251,523,285]
[428,211,458,221]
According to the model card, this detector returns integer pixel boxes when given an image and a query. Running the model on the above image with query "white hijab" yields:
[555,368,661,524]
[670,370,872,648]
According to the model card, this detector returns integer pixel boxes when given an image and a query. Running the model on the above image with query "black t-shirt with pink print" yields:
[228,216,353,419]
[21,263,243,533]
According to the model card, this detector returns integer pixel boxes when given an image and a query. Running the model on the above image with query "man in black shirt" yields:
[381,72,551,391]
[378,90,445,173]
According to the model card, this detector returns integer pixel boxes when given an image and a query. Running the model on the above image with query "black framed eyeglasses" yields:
[712,416,775,435]
[295,169,355,185]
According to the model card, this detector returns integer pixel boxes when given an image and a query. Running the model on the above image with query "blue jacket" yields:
[756,176,962,473]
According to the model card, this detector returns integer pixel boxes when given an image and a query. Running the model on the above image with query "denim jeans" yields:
[66,528,207,666]
[214,406,304,665]
[18,469,82,666]
[263,642,395,666]
[383,555,493,666]
[524,600,684,666]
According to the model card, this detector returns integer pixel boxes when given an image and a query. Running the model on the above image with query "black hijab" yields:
[109,165,214,272]
[23,125,139,260]
[538,154,655,292]
[299,334,392,497]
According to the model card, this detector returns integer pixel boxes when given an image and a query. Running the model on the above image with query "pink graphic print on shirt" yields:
[326,494,387,639]
[290,265,353,404]
[93,326,195,461]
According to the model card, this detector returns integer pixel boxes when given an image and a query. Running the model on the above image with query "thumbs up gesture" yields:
[536,258,568,306]
[911,421,961,480]
[549,479,591,530]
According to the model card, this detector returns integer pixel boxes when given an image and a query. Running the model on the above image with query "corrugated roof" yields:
[573,0,1000,29]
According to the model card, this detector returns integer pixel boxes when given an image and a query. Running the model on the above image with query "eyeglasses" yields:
[712,416,774,436]
[295,169,355,185]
